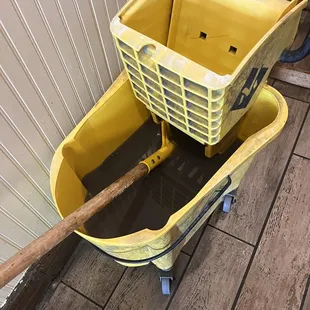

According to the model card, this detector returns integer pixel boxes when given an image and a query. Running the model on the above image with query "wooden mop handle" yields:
[0,163,148,289]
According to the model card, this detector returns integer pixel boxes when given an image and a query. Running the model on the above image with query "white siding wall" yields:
[0,0,127,305]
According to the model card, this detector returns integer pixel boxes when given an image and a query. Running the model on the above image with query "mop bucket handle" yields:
[280,29,310,63]
[94,176,232,264]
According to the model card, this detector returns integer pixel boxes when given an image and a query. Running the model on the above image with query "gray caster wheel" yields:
[160,270,173,295]
[161,277,171,295]
[222,194,235,213]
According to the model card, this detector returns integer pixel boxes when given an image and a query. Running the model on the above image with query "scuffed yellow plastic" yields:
[50,74,287,270]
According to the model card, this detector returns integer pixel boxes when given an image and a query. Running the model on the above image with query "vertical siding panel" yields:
[75,0,113,91]
[16,0,85,125]
[104,0,124,71]
[0,170,59,228]
[0,2,72,137]
[54,0,101,104]
[0,211,35,248]
[12,0,78,127]
[117,0,128,9]
[38,0,92,114]
[90,0,121,81]
[73,0,105,93]
[0,237,25,287]
[0,235,22,259]
[0,36,62,150]
[1,286,17,307]
[0,184,51,237]
[0,69,60,154]
[0,205,40,240]
[0,107,50,175]
[0,142,53,206]
[0,76,54,167]
[0,114,52,191]
[0,0,120,304]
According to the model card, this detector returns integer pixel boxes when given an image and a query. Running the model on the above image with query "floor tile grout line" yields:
[165,220,211,310]
[257,104,309,234]
[269,78,276,86]
[102,267,128,309]
[166,185,258,309]
[180,250,191,257]
[277,94,309,104]
[230,245,259,309]
[40,240,81,279]
[231,103,310,310]
[293,152,310,161]
[60,240,84,277]
[208,224,255,248]
[102,262,128,309]
[56,240,127,309]
[272,79,310,104]
[164,253,192,310]
[283,95,310,105]
[283,95,310,104]
[35,240,83,309]
[299,275,310,310]
[60,281,104,309]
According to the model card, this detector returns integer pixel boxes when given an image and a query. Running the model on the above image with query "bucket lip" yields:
[111,0,307,90]
[52,85,287,250]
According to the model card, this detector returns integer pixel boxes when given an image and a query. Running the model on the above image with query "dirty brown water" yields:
[83,119,241,239]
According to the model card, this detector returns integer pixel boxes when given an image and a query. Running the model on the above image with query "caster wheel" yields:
[161,277,171,295]
[222,195,235,213]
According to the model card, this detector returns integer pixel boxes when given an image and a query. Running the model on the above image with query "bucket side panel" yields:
[61,80,149,179]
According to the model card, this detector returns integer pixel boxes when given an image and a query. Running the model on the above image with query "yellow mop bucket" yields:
[110,0,305,146]
[50,72,287,294]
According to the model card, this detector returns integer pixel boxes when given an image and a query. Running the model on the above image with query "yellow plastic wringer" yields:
[51,0,309,295]
[111,0,306,149]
